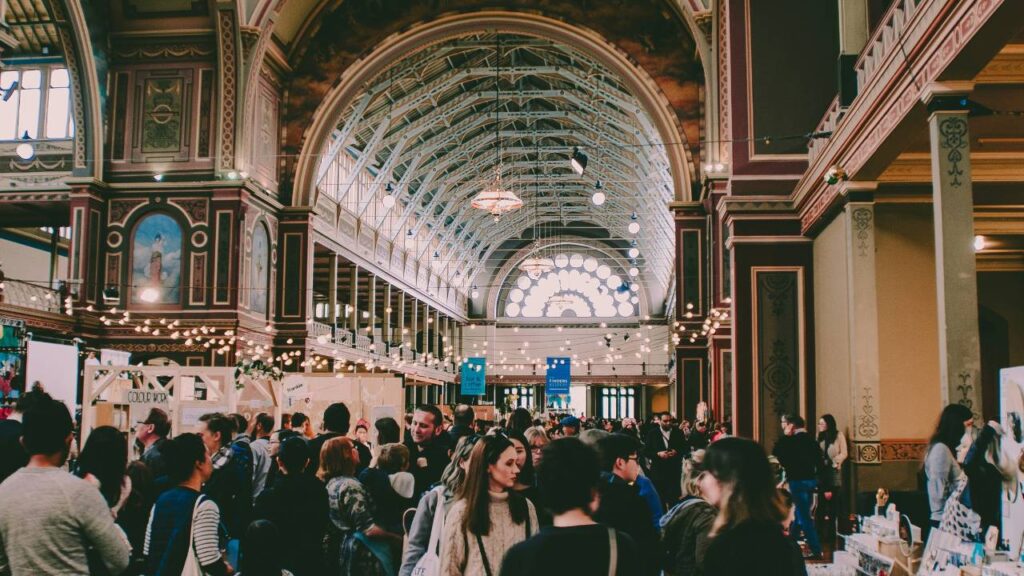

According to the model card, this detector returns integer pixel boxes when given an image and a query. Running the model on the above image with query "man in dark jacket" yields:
[643,412,688,504]
[254,437,328,576]
[594,433,661,576]
[404,404,449,499]
[0,388,49,484]
[446,404,475,446]
[772,413,823,558]
[306,402,351,477]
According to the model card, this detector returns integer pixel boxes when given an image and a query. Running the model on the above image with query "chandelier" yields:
[519,252,554,279]
[471,34,522,217]
[471,167,522,215]
[547,293,574,308]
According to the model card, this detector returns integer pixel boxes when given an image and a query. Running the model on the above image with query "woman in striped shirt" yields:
[144,433,231,576]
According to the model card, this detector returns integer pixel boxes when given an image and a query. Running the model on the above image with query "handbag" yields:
[180,495,209,576]
[937,476,981,541]
[411,486,447,576]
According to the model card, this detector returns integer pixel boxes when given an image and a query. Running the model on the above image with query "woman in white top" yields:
[816,415,848,490]
[440,434,538,576]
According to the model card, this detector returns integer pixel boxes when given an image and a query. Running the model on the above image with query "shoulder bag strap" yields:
[607,527,617,576]
[475,532,494,576]
[426,486,447,555]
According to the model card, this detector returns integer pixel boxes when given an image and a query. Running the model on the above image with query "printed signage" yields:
[126,390,169,405]
[461,357,486,396]
[545,357,570,395]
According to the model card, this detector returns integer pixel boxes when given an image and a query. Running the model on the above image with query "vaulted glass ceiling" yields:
[315,31,675,315]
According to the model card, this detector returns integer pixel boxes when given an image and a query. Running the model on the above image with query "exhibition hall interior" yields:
[0,0,1023,574]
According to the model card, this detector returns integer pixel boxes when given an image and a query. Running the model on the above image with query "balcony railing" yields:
[807,96,847,165]
[854,0,925,93]
[0,278,62,314]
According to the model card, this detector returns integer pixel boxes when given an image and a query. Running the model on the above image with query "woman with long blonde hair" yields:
[699,437,806,575]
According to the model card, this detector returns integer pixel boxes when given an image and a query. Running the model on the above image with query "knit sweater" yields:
[0,466,131,576]
[439,491,538,576]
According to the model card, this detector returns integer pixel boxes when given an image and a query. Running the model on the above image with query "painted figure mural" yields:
[250,224,269,315]
[132,213,182,304]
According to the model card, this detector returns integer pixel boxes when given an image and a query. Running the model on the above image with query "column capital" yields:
[919,81,976,107]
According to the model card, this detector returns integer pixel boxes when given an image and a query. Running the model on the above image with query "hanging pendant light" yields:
[471,35,522,216]
[519,252,554,279]
[471,166,523,215]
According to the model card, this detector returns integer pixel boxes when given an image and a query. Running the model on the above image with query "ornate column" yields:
[68,184,106,307]
[843,197,882,465]
[673,200,710,421]
[924,84,983,416]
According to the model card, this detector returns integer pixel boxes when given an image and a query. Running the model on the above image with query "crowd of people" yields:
[1,387,1007,576]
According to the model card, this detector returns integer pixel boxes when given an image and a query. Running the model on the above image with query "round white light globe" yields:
[628,222,640,234]
[15,142,34,161]
[591,191,606,206]
[628,267,639,277]
[382,194,396,208]
[628,247,640,258]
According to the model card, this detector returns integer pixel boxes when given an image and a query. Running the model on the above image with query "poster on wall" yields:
[250,224,270,315]
[131,213,182,304]
[1000,366,1024,558]
[25,340,79,411]
[545,357,570,395]
[461,358,486,396]
[0,319,27,418]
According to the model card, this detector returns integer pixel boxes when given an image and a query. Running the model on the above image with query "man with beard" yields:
[643,412,687,505]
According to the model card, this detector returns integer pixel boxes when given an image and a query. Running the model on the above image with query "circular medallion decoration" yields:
[271,247,277,264]
[192,230,208,248]
[107,231,123,248]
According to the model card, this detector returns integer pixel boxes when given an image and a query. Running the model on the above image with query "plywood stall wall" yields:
[282,374,404,437]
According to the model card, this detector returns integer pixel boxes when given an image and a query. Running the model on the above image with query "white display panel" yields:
[1000,366,1024,558]
[26,340,79,410]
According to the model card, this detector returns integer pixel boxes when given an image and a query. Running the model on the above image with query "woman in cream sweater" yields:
[440,434,538,576]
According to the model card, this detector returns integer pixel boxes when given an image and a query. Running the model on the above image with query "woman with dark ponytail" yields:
[924,404,973,527]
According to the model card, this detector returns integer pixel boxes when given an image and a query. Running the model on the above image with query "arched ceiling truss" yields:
[314,29,678,305]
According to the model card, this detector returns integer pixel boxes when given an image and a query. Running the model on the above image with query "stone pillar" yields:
[843,199,882,465]
[411,298,419,354]
[349,266,359,333]
[327,254,338,328]
[925,85,983,416]
[380,282,387,344]
[398,291,406,350]
[368,274,377,341]
[837,0,869,106]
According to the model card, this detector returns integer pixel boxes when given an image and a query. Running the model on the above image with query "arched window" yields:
[502,251,640,318]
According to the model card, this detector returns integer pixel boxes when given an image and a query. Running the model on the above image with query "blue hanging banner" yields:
[545,357,571,395]
[460,357,487,396]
